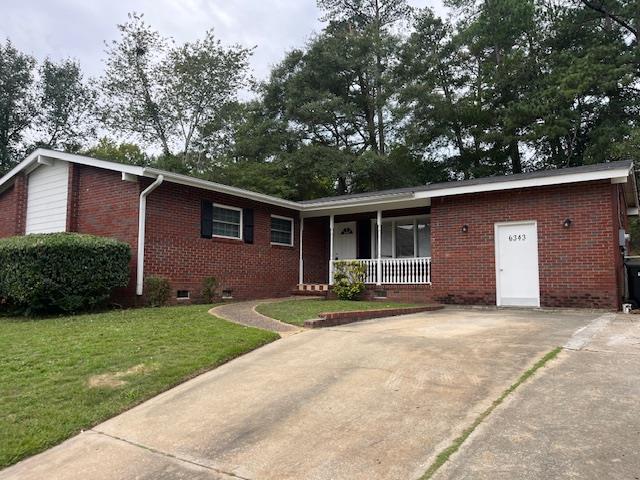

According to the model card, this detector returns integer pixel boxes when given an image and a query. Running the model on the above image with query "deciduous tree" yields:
[36,59,96,151]
[0,41,36,174]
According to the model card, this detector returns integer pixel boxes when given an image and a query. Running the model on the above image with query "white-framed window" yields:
[176,290,190,300]
[212,203,243,240]
[271,215,294,246]
[371,216,431,258]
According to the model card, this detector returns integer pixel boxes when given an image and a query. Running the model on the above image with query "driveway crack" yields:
[90,429,252,480]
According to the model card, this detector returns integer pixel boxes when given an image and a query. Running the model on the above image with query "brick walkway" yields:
[210,298,307,334]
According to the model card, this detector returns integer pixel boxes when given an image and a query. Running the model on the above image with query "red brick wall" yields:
[73,165,141,304]
[143,181,300,301]
[303,217,328,283]
[430,180,620,309]
[0,175,27,238]
[1,162,628,310]
[0,184,18,238]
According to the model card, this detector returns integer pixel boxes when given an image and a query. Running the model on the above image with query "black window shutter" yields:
[201,201,213,238]
[243,208,254,244]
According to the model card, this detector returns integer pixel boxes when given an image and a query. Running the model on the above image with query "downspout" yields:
[136,175,164,296]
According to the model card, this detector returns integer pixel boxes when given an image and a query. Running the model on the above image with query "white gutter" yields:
[136,175,164,296]
[301,192,416,210]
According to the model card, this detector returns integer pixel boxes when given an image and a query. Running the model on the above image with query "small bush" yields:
[0,233,130,315]
[144,277,171,307]
[332,260,367,301]
[201,277,219,304]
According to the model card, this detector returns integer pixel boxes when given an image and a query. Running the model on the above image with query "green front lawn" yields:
[256,298,423,326]
[0,305,278,468]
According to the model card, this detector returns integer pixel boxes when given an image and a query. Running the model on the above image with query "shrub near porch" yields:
[256,299,423,326]
[0,305,278,468]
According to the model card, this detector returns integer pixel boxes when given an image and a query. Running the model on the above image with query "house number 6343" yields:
[508,234,527,242]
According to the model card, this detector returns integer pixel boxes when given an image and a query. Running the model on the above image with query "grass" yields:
[420,347,563,479]
[0,305,278,468]
[255,298,424,326]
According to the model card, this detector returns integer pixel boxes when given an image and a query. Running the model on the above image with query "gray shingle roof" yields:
[301,160,634,204]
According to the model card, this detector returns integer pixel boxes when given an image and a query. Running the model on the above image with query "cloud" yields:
[0,0,446,81]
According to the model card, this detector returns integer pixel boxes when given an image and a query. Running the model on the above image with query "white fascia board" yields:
[37,156,55,166]
[413,169,633,200]
[143,168,302,211]
[301,196,429,218]
[301,167,634,214]
[0,150,40,191]
[38,150,145,176]
[0,149,146,192]
[301,192,415,210]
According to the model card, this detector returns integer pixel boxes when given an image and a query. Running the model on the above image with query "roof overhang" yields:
[301,163,640,215]
[301,196,431,218]
[0,149,146,194]
[0,149,301,211]
[143,167,301,210]
[1,149,638,216]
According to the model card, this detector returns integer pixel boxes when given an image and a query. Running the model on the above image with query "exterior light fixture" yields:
[462,224,469,233]
[563,218,572,228]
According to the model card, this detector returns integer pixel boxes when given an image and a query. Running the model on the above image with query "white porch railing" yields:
[330,257,431,285]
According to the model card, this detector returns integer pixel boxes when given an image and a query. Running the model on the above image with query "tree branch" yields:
[580,0,638,42]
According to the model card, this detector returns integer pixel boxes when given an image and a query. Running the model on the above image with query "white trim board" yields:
[1,149,637,214]
[212,203,243,241]
[270,214,294,247]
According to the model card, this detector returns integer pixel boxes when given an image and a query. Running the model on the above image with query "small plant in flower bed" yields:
[0,233,130,315]
[144,276,172,307]
[201,276,219,304]
[332,260,367,300]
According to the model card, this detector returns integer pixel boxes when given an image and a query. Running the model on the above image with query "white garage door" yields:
[25,160,69,234]
[495,221,540,307]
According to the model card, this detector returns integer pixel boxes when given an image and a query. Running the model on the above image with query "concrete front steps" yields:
[292,284,329,297]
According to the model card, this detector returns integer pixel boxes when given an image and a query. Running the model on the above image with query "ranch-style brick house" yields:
[0,149,638,310]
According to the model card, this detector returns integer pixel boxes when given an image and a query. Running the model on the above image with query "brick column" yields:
[14,175,27,235]
[66,163,80,232]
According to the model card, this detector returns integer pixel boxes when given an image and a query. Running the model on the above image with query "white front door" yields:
[333,222,357,260]
[495,221,540,307]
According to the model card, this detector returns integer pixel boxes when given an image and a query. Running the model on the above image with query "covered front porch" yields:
[299,204,432,287]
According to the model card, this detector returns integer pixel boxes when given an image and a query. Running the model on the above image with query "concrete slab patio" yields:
[0,308,600,480]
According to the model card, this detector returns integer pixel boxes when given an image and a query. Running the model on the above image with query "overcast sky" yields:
[2,0,447,81]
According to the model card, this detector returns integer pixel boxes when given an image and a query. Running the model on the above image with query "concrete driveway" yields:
[434,313,640,480]
[0,308,599,480]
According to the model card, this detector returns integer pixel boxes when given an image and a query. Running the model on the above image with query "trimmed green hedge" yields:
[0,233,131,314]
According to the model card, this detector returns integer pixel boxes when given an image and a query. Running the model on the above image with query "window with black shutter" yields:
[201,201,213,238]
[243,208,254,244]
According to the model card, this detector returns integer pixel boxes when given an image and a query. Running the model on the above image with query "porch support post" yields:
[299,217,304,285]
[329,214,335,285]
[376,210,382,286]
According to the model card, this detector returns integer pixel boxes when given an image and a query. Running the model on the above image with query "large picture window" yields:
[212,204,242,239]
[372,216,431,258]
[271,215,294,246]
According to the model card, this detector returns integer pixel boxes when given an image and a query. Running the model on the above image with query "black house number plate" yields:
[508,234,527,242]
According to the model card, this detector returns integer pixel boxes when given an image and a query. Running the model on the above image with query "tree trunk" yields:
[358,74,379,153]
[373,0,385,156]
[133,55,171,157]
[509,139,522,174]
[375,52,385,156]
